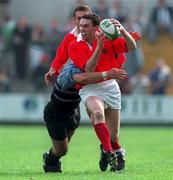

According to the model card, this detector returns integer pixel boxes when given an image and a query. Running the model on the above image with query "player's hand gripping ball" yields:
[99,19,120,40]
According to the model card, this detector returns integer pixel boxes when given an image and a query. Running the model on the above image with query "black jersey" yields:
[44,81,81,140]
[49,81,81,117]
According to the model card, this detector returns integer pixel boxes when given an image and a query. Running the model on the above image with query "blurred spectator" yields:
[129,68,150,94]
[135,2,148,32]
[149,58,171,94]
[0,71,11,92]
[61,18,74,37]
[93,0,109,20]
[12,16,31,79]
[147,0,173,43]
[124,16,144,77]
[30,22,47,72]
[31,54,49,92]
[47,19,63,60]
[1,15,16,78]
[0,34,4,60]
[68,0,85,18]
[108,0,126,23]
[1,15,15,51]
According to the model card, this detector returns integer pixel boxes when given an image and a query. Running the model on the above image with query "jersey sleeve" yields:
[57,62,83,89]
[112,37,128,54]
[51,34,75,75]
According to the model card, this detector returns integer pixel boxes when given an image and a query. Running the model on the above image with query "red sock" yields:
[111,139,121,151]
[94,123,112,152]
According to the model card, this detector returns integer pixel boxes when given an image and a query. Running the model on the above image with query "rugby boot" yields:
[106,151,118,172]
[115,148,126,171]
[99,144,109,171]
[43,152,62,173]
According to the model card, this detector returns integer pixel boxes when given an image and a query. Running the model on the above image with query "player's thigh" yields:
[66,106,80,142]
[105,108,120,139]
[67,130,75,142]
[44,100,78,140]
[85,96,105,114]
[85,96,105,124]
[44,103,69,142]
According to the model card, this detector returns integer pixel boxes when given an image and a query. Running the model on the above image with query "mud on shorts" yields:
[43,101,80,140]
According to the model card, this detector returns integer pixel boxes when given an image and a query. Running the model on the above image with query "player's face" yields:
[74,11,90,32]
[80,19,96,42]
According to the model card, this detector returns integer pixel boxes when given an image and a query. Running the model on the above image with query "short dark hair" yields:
[73,5,92,17]
[81,13,100,26]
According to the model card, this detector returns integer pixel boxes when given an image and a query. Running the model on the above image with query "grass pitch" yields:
[0,125,173,180]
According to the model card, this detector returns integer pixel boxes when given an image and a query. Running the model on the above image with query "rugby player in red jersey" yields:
[43,5,127,173]
[43,4,141,173]
[67,14,136,172]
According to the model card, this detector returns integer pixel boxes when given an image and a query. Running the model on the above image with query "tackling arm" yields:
[44,34,75,85]
[57,62,127,89]
[73,68,127,85]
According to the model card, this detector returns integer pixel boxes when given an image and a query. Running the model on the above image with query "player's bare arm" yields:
[73,68,127,85]
[111,19,137,51]
[44,67,57,85]
[84,31,105,72]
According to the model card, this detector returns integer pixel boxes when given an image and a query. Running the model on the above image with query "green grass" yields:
[0,125,173,180]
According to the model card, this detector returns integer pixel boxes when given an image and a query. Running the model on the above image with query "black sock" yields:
[46,148,59,165]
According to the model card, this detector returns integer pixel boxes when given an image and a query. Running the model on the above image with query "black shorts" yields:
[44,101,80,140]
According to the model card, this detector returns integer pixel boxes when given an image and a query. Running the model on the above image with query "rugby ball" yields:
[99,19,120,40]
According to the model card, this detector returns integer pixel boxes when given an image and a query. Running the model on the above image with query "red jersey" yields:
[51,27,78,75]
[68,35,128,72]
[117,53,126,68]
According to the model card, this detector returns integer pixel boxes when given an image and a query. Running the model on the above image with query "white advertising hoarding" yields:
[0,94,173,124]
[120,95,173,123]
[0,94,49,122]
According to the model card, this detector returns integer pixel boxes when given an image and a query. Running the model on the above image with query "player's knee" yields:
[93,110,104,123]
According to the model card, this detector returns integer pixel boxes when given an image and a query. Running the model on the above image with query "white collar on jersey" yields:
[70,28,92,49]
[76,33,92,50]
[69,27,78,37]
[76,33,83,42]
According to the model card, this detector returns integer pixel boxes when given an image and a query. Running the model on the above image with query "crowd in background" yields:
[0,0,172,94]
